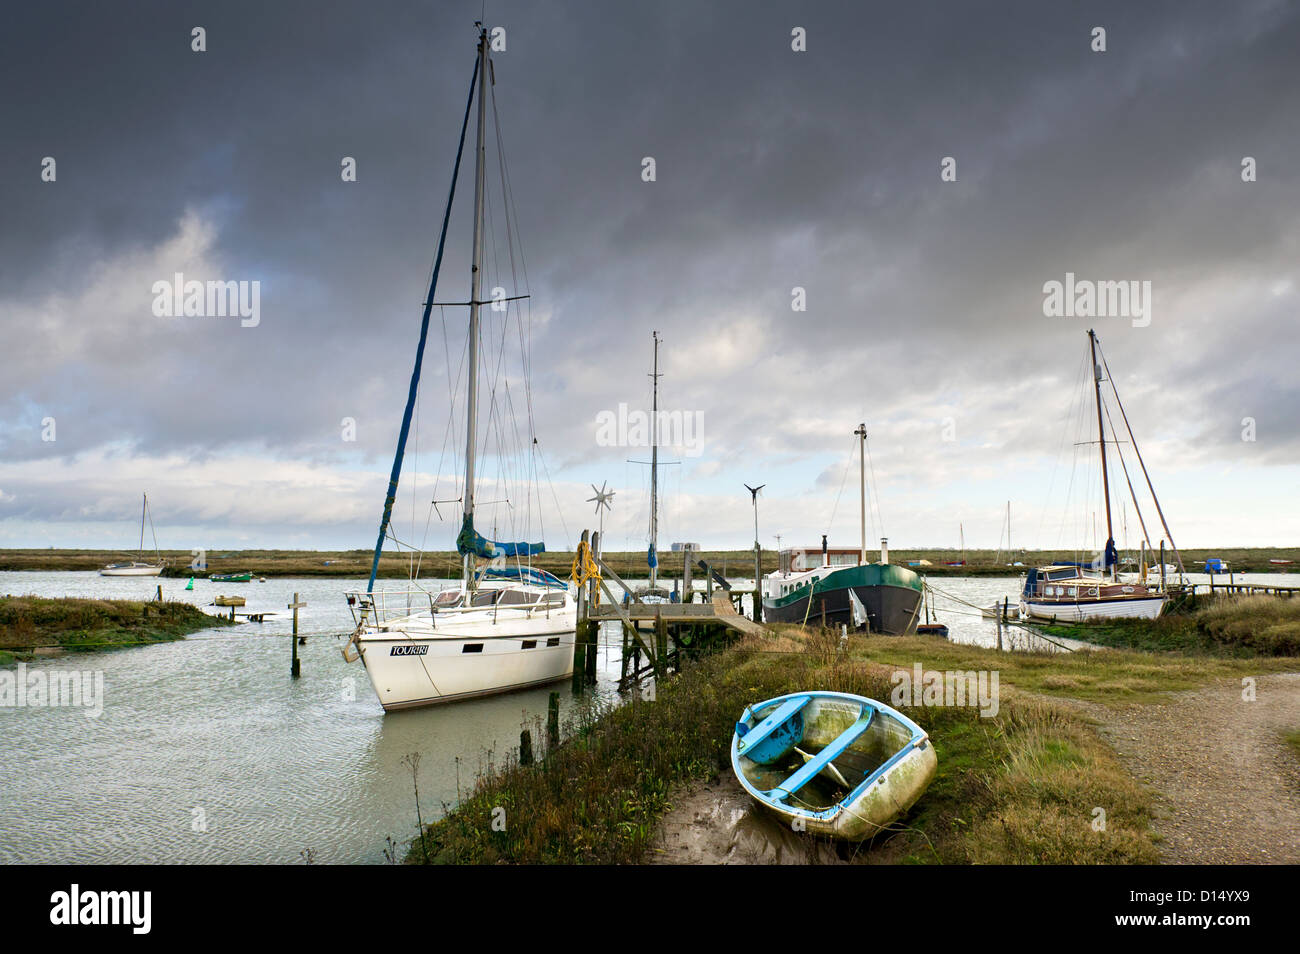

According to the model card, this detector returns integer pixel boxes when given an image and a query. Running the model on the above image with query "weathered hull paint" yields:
[732,691,937,842]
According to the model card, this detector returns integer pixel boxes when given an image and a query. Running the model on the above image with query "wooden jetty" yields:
[571,530,768,692]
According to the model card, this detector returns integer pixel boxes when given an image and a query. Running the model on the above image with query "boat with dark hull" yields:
[763,558,922,633]
[761,424,924,635]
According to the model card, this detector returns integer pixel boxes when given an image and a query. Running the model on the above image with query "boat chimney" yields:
[880,537,889,565]
[821,534,828,567]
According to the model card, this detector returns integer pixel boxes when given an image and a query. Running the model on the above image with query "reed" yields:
[1041,595,1300,657]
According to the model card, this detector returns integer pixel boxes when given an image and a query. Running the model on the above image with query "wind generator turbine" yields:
[587,481,615,544]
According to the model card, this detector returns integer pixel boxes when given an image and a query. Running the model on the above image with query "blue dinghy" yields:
[731,691,937,841]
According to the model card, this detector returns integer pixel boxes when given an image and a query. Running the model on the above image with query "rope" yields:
[570,539,601,594]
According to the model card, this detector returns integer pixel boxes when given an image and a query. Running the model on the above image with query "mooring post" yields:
[1160,541,1167,591]
[619,620,630,688]
[585,621,598,686]
[547,691,560,751]
[683,556,693,604]
[654,613,668,678]
[573,619,596,693]
[571,623,586,694]
[520,729,533,766]
[287,592,306,678]
[156,584,163,602]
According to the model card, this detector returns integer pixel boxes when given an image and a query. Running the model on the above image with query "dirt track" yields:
[1080,672,1300,864]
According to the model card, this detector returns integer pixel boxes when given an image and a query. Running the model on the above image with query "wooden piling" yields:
[573,619,597,692]
[519,729,533,766]
[654,613,668,678]
[287,592,306,678]
[547,692,560,751]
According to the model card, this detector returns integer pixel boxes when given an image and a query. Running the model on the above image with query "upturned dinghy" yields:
[731,691,937,841]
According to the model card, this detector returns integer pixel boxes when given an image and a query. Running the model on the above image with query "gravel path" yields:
[1080,672,1300,864]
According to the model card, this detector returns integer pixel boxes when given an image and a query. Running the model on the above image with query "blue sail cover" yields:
[457,514,544,560]
[647,544,658,569]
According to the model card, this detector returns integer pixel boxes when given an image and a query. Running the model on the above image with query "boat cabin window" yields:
[534,592,566,608]
[496,589,533,606]
[433,591,463,608]
[470,590,500,607]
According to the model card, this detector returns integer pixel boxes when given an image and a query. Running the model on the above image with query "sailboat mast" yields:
[139,493,146,559]
[649,331,660,588]
[854,423,867,565]
[462,25,489,590]
[1089,329,1116,578]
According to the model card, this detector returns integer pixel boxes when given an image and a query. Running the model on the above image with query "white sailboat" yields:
[100,493,165,576]
[1020,330,1179,622]
[343,25,575,711]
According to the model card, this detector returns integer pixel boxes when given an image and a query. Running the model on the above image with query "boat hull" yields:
[100,565,164,577]
[358,609,577,711]
[1021,595,1167,621]
[731,691,937,841]
[762,565,923,635]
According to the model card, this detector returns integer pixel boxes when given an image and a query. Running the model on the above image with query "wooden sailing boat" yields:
[342,25,575,710]
[100,493,165,576]
[760,424,924,634]
[1020,330,1180,621]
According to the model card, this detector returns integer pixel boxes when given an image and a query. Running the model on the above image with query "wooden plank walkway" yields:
[587,592,766,637]
[709,591,767,637]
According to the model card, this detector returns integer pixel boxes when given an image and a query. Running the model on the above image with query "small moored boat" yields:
[100,492,165,577]
[731,690,937,841]
[210,573,253,583]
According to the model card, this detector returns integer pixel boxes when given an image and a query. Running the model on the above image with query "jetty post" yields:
[547,691,560,751]
[288,592,306,678]
[572,531,589,692]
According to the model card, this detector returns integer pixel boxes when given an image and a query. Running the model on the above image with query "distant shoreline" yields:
[1,547,1295,579]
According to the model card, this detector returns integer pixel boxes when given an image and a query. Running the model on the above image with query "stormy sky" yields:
[1,0,1298,557]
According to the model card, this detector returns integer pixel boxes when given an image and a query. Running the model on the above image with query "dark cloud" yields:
[1,0,1297,547]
